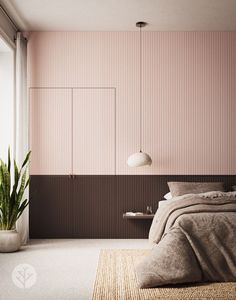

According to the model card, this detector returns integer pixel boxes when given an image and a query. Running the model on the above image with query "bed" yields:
[135,182,236,288]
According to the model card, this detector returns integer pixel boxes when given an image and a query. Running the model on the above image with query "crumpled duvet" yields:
[135,194,236,288]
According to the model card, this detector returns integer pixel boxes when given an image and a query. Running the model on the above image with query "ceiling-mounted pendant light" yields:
[127,21,152,168]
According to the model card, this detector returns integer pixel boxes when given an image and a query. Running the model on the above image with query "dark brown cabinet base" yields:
[29,175,236,238]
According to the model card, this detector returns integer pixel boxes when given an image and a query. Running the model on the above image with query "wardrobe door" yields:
[29,175,73,238]
[73,89,116,175]
[30,88,72,175]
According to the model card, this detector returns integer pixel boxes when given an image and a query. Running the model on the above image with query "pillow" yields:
[158,200,171,208]
[167,181,224,197]
[232,185,236,191]
[164,192,172,200]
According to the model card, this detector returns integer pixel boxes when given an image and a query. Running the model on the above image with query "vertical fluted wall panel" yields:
[73,89,115,174]
[30,174,236,238]
[30,88,72,175]
[28,32,236,175]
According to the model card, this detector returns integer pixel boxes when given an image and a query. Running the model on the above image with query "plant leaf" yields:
[11,160,20,205]
[0,149,30,230]
[7,146,11,173]
[16,199,29,220]
[17,169,27,204]
[21,151,31,169]
[14,160,20,188]
[25,177,30,190]
[0,161,10,197]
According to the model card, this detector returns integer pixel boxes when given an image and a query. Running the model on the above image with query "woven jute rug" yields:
[92,249,236,300]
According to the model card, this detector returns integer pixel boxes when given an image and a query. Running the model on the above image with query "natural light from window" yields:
[0,37,14,161]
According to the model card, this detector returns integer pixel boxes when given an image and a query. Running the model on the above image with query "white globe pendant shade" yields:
[127,151,152,167]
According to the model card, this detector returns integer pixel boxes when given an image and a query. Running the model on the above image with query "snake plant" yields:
[0,148,31,230]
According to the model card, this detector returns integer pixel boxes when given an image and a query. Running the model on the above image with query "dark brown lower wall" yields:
[29,175,236,238]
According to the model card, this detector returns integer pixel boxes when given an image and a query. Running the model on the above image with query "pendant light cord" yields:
[139,25,142,152]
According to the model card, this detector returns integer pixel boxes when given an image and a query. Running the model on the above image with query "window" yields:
[0,37,14,161]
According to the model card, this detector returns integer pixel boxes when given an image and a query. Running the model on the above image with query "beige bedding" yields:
[135,194,236,288]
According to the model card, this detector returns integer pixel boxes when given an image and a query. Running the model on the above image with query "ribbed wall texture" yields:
[73,89,116,175]
[29,175,236,238]
[30,88,115,175]
[30,88,72,174]
[28,32,236,175]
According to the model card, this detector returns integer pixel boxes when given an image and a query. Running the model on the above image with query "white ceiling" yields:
[1,0,236,31]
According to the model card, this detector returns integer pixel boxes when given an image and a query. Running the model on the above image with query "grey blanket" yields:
[135,194,236,288]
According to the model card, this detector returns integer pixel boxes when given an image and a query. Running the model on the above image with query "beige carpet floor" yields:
[92,249,236,300]
[0,239,151,300]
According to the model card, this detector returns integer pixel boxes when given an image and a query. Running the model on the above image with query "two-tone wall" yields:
[28,32,236,238]
[28,32,236,175]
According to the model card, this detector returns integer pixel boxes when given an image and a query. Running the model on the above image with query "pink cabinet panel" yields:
[73,89,115,175]
[30,88,72,175]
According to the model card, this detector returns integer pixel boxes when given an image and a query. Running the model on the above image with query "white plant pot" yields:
[0,229,21,253]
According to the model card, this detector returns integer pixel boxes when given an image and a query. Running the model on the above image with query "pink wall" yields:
[28,32,236,175]
[30,88,72,174]
[72,88,116,175]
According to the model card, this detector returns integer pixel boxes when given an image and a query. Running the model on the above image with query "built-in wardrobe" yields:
[29,87,157,238]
